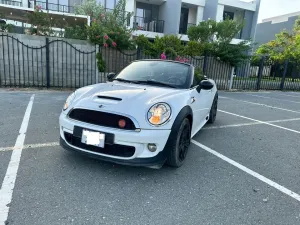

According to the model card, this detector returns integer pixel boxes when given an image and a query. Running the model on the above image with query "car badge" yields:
[99,105,104,108]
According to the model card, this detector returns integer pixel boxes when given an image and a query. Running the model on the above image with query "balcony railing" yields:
[0,0,22,7]
[133,16,164,33]
[34,1,74,13]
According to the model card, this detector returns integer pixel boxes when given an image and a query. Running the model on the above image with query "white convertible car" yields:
[59,60,218,168]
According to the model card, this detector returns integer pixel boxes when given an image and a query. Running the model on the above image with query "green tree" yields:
[75,0,135,50]
[136,34,186,59]
[186,18,251,66]
[27,5,55,36]
[255,17,300,63]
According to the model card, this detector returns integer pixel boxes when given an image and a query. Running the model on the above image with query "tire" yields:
[208,92,218,124]
[166,118,191,168]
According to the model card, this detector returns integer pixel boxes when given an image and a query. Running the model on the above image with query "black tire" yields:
[166,118,191,168]
[208,92,218,124]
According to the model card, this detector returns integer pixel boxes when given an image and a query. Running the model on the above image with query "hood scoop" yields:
[97,95,122,101]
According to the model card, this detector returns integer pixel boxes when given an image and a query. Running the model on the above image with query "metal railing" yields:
[0,0,22,6]
[133,16,164,33]
[34,1,74,13]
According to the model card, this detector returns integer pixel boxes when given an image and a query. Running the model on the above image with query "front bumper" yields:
[59,113,171,167]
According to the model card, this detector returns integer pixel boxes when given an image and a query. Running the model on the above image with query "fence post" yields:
[229,67,235,90]
[256,56,265,90]
[203,52,208,75]
[280,60,289,90]
[95,45,99,83]
[45,37,50,88]
[137,47,141,60]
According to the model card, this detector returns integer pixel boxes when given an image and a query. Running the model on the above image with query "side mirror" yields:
[196,80,214,93]
[107,72,116,82]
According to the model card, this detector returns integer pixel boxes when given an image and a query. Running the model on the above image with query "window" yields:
[106,0,115,9]
[223,11,234,20]
[116,61,191,89]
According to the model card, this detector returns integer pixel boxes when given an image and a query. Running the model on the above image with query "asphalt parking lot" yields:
[1,89,300,225]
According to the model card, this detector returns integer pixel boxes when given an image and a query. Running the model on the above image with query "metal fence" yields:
[232,57,300,91]
[1,33,300,91]
[0,34,96,88]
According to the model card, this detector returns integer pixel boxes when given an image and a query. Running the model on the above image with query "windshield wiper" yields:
[137,80,177,88]
[113,78,139,84]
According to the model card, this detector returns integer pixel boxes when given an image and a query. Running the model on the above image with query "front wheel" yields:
[208,93,218,124]
[166,118,191,168]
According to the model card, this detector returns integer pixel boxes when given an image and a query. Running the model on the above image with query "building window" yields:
[106,0,115,9]
[223,11,234,20]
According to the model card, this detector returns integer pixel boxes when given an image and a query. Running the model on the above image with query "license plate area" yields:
[81,130,105,148]
[73,126,115,146]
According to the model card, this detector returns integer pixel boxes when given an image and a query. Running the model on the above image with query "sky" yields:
[257,0,300,23]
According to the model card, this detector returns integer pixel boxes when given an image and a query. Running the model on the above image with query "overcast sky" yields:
[257,0,300,23]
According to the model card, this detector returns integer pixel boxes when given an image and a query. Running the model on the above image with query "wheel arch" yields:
[171,105,193,133]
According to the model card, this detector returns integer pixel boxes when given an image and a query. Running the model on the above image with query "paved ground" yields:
[1,89,300,225]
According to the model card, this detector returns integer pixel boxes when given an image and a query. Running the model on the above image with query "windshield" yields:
[114,61,191,89]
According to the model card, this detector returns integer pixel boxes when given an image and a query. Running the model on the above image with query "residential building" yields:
[254,11,300,50]
[0,0,261,43]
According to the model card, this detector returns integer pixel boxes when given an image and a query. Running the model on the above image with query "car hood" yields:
[68,82,189,129]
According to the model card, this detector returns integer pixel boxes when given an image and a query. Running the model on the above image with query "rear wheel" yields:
[166,118,191,168]
[208,93,218,124]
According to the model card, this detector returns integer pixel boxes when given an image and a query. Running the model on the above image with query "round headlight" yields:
[147,103,171,126]
[63,92,76,110]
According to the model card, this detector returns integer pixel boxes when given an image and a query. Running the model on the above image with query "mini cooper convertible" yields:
[59,60,218,168]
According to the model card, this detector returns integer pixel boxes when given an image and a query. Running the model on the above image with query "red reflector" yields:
[118,119,126,128]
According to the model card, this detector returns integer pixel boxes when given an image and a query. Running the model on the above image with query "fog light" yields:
[147,143,157,152]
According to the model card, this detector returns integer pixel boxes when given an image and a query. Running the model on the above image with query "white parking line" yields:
[275,93,300,98]
[0,142,60,153]
[191,140,300,202]
[203,117,300,130]
[246,93,300,104]
[218,110,300,134]
[219,96,300,114]
[0,94,35,225]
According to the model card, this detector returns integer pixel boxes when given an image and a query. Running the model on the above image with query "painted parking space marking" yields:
[0,142,60,153]
[191,140,300,202]
[246,93,300,104]
[218,110,300,134]
[0,95,35,225]
[219,96,300,114]
[203,117,300,130]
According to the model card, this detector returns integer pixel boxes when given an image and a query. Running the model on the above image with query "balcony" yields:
[133,16,164,33]
[0,0,22,7]
[33,1,74,13]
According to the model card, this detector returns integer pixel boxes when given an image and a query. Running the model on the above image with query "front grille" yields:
[64,132,135,158]
[68,109,136,130]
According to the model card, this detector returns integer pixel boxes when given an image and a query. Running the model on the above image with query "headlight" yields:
[63,92,76,110]
[147,103,171,126]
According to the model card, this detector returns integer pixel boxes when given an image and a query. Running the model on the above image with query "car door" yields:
[189,87,213,136]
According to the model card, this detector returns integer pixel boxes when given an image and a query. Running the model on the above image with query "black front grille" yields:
[64,132,135,158]
[68,109,136,130]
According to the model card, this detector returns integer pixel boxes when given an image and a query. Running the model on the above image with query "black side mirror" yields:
[196,80,214,93]
[107,72,116,82]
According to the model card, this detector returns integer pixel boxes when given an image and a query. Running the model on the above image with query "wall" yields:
[254,15,298,49]
[158,0,181,34]
[241,10,254,40]
[188,7,197,24]
[196,6,204,24]
[203,0,218,21]
[218,0,256,11]
[216,4,224,22]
